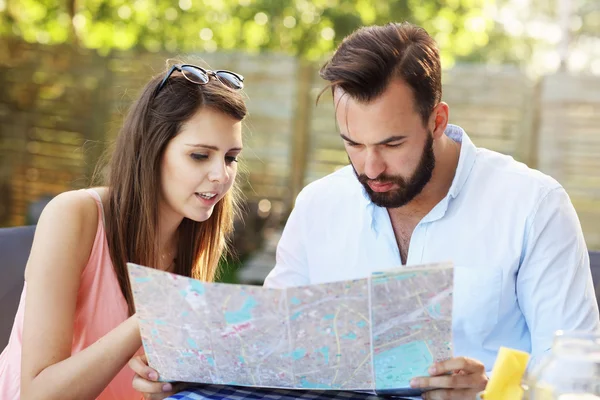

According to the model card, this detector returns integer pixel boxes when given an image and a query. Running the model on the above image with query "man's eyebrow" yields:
[339,135,407,146]
[185,144,243,152]
[340,134,360,145]
[375,135,407,145]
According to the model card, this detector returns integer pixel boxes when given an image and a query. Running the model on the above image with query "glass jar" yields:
[523,330,600,400]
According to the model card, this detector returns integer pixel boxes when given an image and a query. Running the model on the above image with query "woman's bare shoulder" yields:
[24,189,101,279]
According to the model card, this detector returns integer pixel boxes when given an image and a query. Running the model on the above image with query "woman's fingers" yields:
[128,355,159,381]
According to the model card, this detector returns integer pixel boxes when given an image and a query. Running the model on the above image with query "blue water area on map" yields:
[134,277,152,283]
[371,271,390,284]
[372,277,389,284]
[291,348,306,360]
[154,319,167,325]
[149,328,163,344]
[290,311,302,320]
[323,314,335,320]
[207,356,215,366]
[225,296,258,324]
[317,346,330,364]
[427,303,441,318]
[299,378,339,389]
[342,332,357,340]
[394,272,417,281]
[186,337,200,349]
[190,280,205,295]
[238,355,245,363]
[290,296,302,305]
[374,341,433,389]
[357,320,367,327]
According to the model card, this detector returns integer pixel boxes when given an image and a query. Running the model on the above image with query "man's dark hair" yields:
[319,22,442,125]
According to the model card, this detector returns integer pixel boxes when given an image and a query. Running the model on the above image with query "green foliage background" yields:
[1,0,535,66]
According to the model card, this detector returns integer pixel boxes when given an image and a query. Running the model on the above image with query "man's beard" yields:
[353,133,435,208]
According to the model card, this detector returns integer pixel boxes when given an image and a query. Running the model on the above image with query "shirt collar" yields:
[362,124,478,231]
[446,124,477,200]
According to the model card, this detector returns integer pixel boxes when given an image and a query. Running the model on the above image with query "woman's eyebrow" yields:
[185,144,243,152]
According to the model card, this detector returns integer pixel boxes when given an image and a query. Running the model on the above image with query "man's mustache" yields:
[358,174,402,185]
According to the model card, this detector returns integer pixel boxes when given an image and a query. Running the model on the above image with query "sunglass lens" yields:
[181,66,209,84]
[216,72,244,90]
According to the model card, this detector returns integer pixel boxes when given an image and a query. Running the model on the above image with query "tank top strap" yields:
[83,188,106,227]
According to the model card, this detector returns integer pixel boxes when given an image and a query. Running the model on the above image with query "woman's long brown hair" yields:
[100,67,247,315]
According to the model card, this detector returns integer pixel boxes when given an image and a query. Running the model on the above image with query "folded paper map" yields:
[128,261,453,394]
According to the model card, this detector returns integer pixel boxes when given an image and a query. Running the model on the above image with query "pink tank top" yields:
[0,189,139,400]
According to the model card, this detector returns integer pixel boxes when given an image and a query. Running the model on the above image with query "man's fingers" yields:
[128,355,159,381]
[132,374,173,395]
[429,357,485,375]
[422,388,479,400]
[411,372,484,390]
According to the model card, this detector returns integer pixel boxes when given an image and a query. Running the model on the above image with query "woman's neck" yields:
[157,206,183,270]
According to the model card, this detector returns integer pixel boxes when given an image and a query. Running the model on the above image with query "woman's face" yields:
[160,106,243,223]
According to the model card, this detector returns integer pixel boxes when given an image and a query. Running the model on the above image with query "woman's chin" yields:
[185,208,214,222]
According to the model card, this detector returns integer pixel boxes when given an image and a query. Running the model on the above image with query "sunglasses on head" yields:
[156,64,244,94]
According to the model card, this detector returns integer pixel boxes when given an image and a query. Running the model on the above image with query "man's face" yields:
[334,79,435,208]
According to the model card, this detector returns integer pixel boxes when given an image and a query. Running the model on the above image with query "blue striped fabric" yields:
[166,385,413,400]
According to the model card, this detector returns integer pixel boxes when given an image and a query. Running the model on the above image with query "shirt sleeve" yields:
[263,188,312,289]
[516,187,600,366]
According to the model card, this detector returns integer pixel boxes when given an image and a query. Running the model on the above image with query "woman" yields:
[0,63,247,400]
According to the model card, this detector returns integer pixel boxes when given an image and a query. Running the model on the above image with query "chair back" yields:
[0,225,36,349]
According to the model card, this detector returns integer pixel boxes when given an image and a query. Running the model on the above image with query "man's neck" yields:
[388,134,461,221]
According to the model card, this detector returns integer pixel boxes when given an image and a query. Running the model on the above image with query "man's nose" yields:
[363,149,385,180]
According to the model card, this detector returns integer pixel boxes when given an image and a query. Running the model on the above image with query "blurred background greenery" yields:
[0,0,599,283]
[2,0,599,71]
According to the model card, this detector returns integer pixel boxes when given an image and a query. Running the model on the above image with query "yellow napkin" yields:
[482,347,530,400]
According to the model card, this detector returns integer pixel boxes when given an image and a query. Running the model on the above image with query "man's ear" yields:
[430,102,449,139]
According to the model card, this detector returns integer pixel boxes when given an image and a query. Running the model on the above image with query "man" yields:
[264,22,600,399]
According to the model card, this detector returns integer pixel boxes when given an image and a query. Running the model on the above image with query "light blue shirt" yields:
[264,124,600,372]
